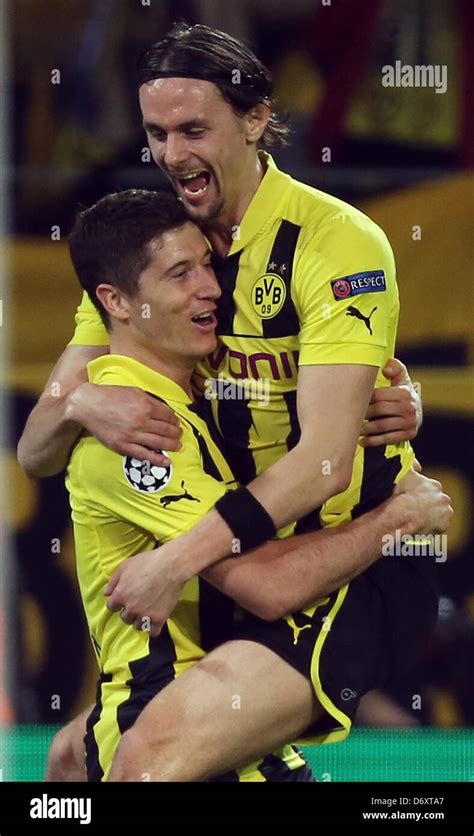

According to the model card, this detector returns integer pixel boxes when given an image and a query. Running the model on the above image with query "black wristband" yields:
[215,487,276,553]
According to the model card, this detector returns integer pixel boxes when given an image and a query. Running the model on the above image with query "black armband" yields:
[215,487,276,553]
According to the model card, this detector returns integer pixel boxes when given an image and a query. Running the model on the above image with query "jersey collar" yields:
[227,152,293,256]
[87,354,193,405]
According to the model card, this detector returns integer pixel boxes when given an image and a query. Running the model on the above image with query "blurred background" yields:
[2,0,473,780]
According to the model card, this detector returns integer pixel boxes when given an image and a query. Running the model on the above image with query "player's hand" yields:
[360,358,422,447]
[104,544,186,637]
[69,382,182,467]
[393,467,453,534]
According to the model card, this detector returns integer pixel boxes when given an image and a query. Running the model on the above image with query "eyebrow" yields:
[143,118,208,133]
[164,247,212,276]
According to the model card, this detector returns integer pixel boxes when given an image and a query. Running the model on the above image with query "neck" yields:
[204,152,266,257]
[109,332,195,399]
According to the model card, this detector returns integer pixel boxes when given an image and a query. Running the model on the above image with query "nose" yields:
[195,265,222,301]
[163,133,189,170]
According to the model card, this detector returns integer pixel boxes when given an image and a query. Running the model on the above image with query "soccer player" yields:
[64,188,312,781]
[17,24,442,780]
[62,188,450,782]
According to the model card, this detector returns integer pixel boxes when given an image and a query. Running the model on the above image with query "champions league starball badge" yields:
[123,454,172,493]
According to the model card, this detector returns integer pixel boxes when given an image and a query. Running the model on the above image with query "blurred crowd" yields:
[12,0,471,232]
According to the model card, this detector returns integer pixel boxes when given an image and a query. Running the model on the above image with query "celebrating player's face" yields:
[139,77,260,225]
[126,222,221,362]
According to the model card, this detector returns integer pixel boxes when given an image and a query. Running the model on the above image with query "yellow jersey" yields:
[69,153,414,532]
[66,354,306,781]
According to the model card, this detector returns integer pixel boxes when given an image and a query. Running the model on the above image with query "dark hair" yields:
[137,22,290,150]
[69,189,189,328]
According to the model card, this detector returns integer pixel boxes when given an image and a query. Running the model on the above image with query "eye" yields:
[186,128,205,138]
[150,130,166,142]
[172,270,188,279]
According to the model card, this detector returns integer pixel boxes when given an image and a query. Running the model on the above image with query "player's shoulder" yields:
[67,426,195,507]
[67,433,118,486]
[285,176,392,257]
[66,434,111,509]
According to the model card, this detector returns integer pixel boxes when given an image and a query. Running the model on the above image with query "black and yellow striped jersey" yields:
[69,153,414,533]
[66,354,306,781]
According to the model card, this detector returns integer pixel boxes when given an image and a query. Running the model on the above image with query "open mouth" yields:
[177,170,211,200]
[191,311,217,330]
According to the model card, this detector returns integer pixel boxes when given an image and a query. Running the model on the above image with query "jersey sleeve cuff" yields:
[298,341,385,366]
[68,327,110,347]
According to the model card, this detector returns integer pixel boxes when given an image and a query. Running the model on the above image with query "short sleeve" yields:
[293,213,398,367]
[74,425,230,546]
[68,292,110,347]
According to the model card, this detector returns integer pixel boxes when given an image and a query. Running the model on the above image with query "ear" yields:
[95,284,130,323]
[243,102,270,144]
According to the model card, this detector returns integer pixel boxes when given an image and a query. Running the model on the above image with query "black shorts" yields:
[233,553,439,745]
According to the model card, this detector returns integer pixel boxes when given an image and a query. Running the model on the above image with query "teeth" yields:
[184,186,207,196]
[180,171,206,180]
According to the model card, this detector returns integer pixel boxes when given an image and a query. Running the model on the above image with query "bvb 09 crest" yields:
[251,274,286,319]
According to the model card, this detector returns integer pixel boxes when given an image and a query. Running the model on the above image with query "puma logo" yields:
[160,480,200,508]
[346,305,377,335]
[286,616,312,646]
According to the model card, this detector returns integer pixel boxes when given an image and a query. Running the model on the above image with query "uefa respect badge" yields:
[331,271,386,301]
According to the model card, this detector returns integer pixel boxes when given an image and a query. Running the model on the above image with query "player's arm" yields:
[108,462,452,632]
[18,294,182,478]
[247,362,376,520]
[201,469,452,619]
[106,360,379,615]
[17,344,107,478]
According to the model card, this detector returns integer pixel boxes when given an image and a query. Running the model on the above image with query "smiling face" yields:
[139,77,266,226]
[103,222,221,369]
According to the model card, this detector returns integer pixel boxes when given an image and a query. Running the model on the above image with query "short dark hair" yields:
[137,22,290,150]
[69,189,189,328]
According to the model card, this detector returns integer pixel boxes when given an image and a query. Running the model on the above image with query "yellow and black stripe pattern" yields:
[68,153,416,752]
[67,354,310,781]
